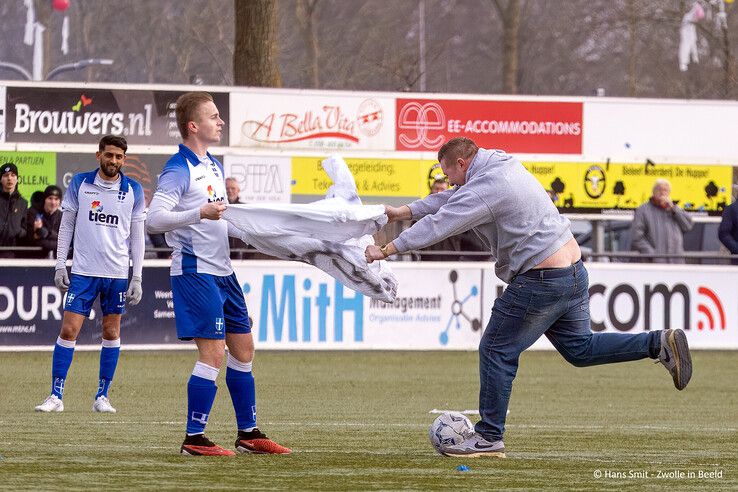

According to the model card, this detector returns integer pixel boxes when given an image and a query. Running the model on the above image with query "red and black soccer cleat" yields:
[235,428,291,455]
[180,434,236,456]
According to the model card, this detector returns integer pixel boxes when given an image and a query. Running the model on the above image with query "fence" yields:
[1,259,736,351]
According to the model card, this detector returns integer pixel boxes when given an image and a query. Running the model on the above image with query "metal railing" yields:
[1,246,737,264]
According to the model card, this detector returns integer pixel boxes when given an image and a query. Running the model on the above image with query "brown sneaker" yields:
[235,429,291,455]
[181,434,236,456]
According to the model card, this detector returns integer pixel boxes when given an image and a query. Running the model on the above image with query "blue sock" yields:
[225,353,257,430]
[186,362,219,435]
[51,337,75,399]
[96,338,121,399]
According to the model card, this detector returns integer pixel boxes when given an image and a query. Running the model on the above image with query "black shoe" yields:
[235,428,291,454]
[180,434,235,456]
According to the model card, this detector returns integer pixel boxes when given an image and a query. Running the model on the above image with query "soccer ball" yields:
[428,412,475,453]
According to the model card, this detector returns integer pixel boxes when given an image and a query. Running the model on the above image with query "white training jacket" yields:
[224,156,398,302]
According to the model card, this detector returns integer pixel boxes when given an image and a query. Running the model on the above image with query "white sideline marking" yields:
[429,409,510,416]
[0,344,197,352]
[9,419,734,433]
[429,409,479,414]
[8,442,723,466]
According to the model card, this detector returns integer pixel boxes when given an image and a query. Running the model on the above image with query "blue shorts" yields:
[64,274,128,317]
[171,272,251,340]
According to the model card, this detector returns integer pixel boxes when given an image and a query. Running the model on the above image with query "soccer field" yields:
[1,350,736,490]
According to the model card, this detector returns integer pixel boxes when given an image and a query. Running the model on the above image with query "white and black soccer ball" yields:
[428,412,475,453]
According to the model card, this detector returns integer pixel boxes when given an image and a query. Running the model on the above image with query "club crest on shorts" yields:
[215,317,224,333]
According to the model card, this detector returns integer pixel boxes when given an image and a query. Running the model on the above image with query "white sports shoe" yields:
[92,396,117,413]
[35,395,64,412]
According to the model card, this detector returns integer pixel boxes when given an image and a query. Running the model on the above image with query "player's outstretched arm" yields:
[146,195,203,234]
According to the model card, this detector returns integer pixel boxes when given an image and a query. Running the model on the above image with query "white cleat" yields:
[92,396,117,413]
[35,395,64,412]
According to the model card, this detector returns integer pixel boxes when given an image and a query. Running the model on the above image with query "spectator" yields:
[26,185,63,258]
[630,179,693,264]
[0,163,28,258]
[418,177,490,261]
[429,177,448,195]
[226,177,242,204]
[718,185,738,264]
[29,190,45,216]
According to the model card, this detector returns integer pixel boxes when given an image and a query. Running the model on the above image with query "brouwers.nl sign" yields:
[4,87,229,145]
[230,92,395,151]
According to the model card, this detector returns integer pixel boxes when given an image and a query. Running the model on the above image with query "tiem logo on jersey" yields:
[89,200,119,225]
[206,184,224,203]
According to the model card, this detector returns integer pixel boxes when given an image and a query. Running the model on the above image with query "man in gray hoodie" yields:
[365,137,692,458]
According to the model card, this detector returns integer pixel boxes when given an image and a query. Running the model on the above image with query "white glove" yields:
[126,276,143,306]
[54,268,70,293]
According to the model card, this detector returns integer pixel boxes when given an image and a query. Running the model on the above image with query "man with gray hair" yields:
[630,179,693,264]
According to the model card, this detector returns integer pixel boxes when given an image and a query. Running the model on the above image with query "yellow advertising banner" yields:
[523,161,733,216]
[292,156,733,215]
[292,157,442,198]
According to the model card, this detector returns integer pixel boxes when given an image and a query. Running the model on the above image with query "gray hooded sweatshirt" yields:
[393,148,573,283]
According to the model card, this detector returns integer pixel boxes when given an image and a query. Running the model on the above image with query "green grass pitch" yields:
[0,350,736,490]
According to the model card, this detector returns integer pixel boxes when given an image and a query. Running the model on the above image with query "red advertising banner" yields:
[396,99,583,154]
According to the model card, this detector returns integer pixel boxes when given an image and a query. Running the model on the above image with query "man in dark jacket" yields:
[0,163,28,258]
[26,185,63,258]
[718,185,738,264]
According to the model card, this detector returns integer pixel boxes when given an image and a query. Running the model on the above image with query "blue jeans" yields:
[476,260,660,441]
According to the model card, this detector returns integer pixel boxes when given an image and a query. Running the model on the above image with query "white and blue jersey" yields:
[62,170,145,279]
[152,144,232,276]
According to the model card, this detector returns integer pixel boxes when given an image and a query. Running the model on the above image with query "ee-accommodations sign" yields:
[395,98,583,154]
[4,87,229,145]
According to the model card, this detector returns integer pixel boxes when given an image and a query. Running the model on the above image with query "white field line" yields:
[4,420,736,433]
[0,344,197,352]
[0,442,727,467]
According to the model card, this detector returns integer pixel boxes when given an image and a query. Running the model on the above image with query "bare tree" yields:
[719,14,735,98]
[626,0,638,96]
[234,0,281,87]
[491,0,521,94]
[2,0,736,100]
[296,0,320,88]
